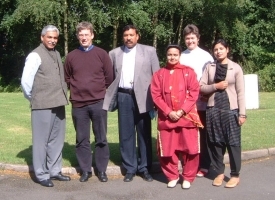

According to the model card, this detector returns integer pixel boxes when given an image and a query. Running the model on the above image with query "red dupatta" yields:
[166,63,203,128]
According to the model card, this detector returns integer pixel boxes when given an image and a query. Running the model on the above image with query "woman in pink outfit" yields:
[151,44,202,189]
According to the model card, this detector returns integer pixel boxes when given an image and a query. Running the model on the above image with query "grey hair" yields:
[41,25,59,36]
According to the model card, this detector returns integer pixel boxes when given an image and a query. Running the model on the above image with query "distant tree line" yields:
[0,0,275,91]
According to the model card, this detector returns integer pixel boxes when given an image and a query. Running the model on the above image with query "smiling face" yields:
[213,43,229,62]
[77,29,94,48]
[184,33,199,50]
[41,31,58,50]
[123,28,139,49]
[166,47,181,65]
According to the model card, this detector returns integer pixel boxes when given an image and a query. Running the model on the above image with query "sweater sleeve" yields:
[200,64,217,95]
[235,63,246,115]
[103,51,114,88]
[64,54,72,89]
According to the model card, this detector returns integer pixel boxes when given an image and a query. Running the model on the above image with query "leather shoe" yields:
[98,172,108,182]
[212,174,224,187]
[40,179,54,187]
[123,173,134,182]
[51,172,71,181]
[141,170,153,182]
[80,172,92,182]
[225,177,240,188]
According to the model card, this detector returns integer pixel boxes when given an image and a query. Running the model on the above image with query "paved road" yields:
[0,156,274,200]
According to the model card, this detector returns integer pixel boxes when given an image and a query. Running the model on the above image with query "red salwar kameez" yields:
[151,63,202,183]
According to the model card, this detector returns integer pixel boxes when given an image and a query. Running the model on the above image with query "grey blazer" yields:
[103,43,160,113]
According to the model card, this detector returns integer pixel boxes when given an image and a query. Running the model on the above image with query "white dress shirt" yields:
[180,47,214,81]
[21,52,41,101]
[180,46,214,110]
[119,46,136,89]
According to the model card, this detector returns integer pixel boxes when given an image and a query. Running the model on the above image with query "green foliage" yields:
[0,76,21,92]
[1,0,275,91]
[257,64,275,92]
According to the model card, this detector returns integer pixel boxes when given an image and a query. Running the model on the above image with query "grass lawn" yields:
[0,92,274,167]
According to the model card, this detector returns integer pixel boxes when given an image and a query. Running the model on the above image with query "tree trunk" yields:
[63,0,68,56]
[112,19,119,49]
[169,13,174,44]
[152,12,158,48]
[177,14,184,45]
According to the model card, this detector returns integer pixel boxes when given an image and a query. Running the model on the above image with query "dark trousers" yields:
[198,111,211,170]
[209,142,241,177]
[117,91,152,174]
[72,100,109,173]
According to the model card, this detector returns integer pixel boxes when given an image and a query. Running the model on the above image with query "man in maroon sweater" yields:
[64,21,114,183]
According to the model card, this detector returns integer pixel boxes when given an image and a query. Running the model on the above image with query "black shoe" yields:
[141,170,153,182]
[40,179,54,187]
[98,172,108,182]
[123,173,134,182]
[51,172,71,181]
[79,172,92,182]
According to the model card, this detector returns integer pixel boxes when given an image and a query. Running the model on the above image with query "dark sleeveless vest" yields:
[31,43,68,109]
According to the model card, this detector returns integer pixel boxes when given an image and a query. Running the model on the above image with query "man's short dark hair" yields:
[122,25,139,35]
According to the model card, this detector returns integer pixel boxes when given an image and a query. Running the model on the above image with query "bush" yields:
[0,77,21,92]
[257,64,275,92]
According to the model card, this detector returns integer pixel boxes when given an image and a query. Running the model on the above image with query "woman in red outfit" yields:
[151,44,202,189]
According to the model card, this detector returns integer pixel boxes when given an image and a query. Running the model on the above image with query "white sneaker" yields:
[167,178,179,188]
[196,168,208,177]
[182,180,191,189]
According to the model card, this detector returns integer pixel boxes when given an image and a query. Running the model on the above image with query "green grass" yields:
[241,92,275,150]
[0,92,274,167]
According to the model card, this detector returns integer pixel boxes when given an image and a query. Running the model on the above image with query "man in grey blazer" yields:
[103,25,160,182]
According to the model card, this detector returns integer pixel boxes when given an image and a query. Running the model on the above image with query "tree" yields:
[1,0,110,56]
[100,0,157,49]
[1,0,275,91]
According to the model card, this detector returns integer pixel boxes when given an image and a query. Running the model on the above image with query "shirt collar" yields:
[79,45,94,52]
[124,45,137,53]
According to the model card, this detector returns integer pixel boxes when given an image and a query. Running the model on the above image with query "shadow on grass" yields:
[62,137,158,168]
[17,145,32,166]
[16,145,36,182]
[16,137,158,175]
[62,141,122,167]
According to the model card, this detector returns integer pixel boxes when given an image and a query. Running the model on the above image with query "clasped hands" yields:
[168,110,185,121]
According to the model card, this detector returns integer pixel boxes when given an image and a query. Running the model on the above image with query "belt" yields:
[118,88,134,95]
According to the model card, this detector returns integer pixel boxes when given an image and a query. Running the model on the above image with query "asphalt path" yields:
[0,156,274,200]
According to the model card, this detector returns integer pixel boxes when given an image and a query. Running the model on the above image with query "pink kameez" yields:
[151,65,201,182]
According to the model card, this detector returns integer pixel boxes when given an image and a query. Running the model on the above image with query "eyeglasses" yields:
[78,34,91,38]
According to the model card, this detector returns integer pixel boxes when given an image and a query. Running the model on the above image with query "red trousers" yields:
[159,151,199,182]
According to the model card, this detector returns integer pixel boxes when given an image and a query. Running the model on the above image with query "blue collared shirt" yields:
[79,45,94,52]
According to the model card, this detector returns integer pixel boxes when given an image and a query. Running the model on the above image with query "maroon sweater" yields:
[64,46,114,107]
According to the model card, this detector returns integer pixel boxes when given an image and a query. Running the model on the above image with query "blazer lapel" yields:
[134,44,144,83]
[116,46,124,76]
